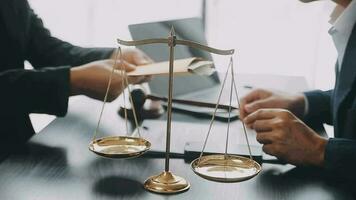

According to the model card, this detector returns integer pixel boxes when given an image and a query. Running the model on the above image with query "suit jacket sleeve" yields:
[0,3,114,117]
[1,67,70,116]
[304,90,356,180]
[324,138,356,180]
[25,6,114,68]
[303,90,333,125]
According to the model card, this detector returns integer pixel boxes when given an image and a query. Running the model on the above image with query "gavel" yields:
[118,89,239,122]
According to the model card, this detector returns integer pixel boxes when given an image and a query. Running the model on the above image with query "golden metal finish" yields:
[144,171,190,194]
[143,28,191,194]
[194,56,262,183]
[117,38,169,46]
[92,27,255,194]
[89,47,149,159]
[176,39,234,55]
[191,154,261,182]
[89,136,151,159]
[117,38,234,55]
[164,27,176,173]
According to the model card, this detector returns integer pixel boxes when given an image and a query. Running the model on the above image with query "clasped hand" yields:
[241,89,327,167]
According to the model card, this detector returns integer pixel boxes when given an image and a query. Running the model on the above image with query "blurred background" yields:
[28,0,337,133]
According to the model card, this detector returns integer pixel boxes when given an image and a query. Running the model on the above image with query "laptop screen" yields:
[129,18,220,98]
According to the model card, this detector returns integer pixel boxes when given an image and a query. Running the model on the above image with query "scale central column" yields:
[165,26,175,172]
[143,27,190,194]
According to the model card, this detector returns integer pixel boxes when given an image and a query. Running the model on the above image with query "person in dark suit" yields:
[0,0,152,155]
[240,0,356,180]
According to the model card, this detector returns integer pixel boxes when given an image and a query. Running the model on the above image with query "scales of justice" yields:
[88,27,261,194]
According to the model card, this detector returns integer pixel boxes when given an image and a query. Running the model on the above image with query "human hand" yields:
[244,108,327,167]
[111,47,153,84]
[111,48,154,66]
[70,59,151,102]
[240,89,306,120]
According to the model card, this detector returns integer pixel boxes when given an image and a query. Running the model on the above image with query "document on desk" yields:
[140,120,261,155]
[127,57,214,76]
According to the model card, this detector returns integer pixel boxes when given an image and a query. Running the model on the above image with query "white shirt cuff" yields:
[302,94,309,117]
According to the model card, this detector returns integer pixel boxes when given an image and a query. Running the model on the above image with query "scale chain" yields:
[92,46,142,141]
[198,59,233,160]
[224,57,235,158]
[231,58,253,160]
[118,47,129,135]
[123,81,142,137]
[119,47,141,137]
[92,46,120,141]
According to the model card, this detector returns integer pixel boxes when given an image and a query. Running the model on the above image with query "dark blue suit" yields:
[304,22,356,180]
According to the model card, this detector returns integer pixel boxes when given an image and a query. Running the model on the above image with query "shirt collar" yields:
[328,1,356,67]
[331,1,356,36]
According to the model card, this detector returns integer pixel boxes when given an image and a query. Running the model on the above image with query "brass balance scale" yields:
[89,27,261,194]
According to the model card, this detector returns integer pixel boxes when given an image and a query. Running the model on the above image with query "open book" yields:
[127,57,214,76]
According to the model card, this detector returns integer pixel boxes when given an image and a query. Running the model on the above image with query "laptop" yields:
[129,18,221,103]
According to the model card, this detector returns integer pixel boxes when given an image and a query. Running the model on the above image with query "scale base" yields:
[144,171,190,194]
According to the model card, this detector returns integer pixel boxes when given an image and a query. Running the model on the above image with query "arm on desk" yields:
[1,6,153,115]
[0,67,70,116]
[0,4,113,116]
[324,138,356,180]
[303,90,333,126]
[239,88,306,120]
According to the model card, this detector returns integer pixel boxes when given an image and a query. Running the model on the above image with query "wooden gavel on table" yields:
[118,89,239,122]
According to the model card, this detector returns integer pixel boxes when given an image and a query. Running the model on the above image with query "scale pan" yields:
[89,136,151,159]
[191,154,261,182]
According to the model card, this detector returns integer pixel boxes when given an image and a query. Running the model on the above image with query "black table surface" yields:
[0,74,354,200]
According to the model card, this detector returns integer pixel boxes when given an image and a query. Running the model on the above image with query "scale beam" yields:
[117,38,234,56]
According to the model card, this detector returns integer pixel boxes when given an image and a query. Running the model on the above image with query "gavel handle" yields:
[146,95,238,110]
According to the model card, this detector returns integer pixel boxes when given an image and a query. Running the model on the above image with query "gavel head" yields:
[131,89,147,111]
[118,88,164,121]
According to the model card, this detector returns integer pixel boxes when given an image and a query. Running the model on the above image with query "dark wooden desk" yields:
[0,74,354,200]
